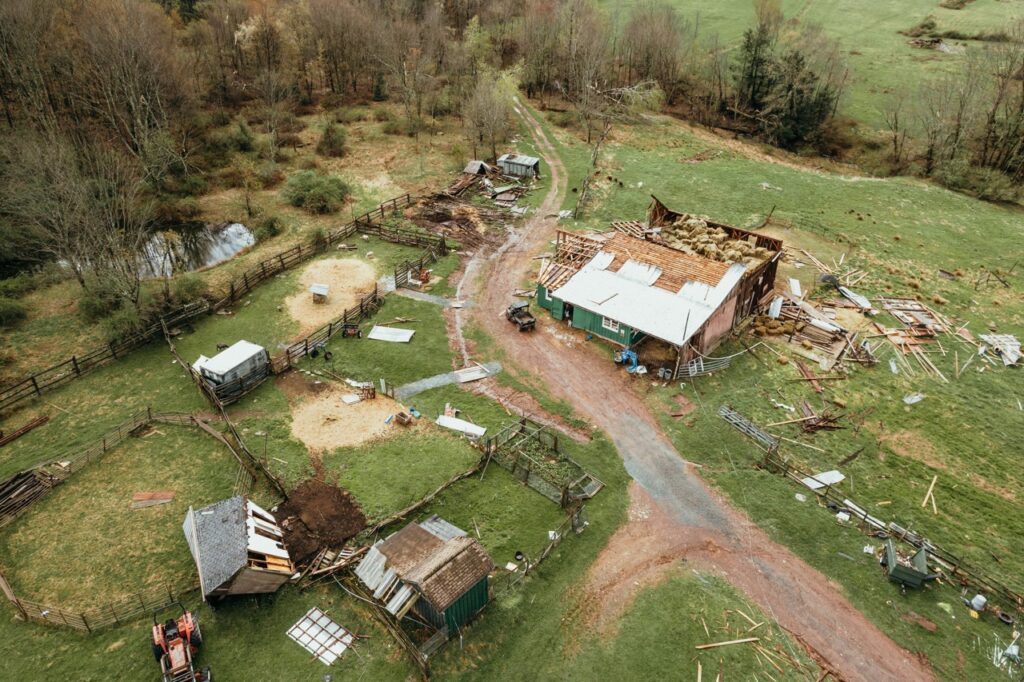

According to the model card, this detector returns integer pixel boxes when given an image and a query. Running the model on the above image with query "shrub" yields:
[232,120,255,152]
[335,107,369,124]
[283,171,351,214]
[316,121,347,157]
[278,132,303,150]
[298,157,320,170]
[255,215,285,241]
[101,304,145,342]
[257,163,285,188]
[171,274,208,303]
[373,107,395,123]
[0,297,26,328]
[277,112,305,134]
[0,273,33,297]
[78,285,123,322]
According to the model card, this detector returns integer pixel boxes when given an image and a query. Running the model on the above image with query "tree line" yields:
[0,0,1020,338]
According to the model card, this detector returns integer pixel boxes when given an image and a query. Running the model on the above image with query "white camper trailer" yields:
[193,340,268,386]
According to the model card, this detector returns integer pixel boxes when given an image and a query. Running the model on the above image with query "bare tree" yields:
[463,70,515,160]
[561,0,612,143]
[883,91,910,171]
[621,1,692,104]
[75,0,191,183]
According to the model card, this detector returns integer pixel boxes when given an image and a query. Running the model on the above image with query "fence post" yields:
[243,272,250,291]
[30,376,41,396]
[0,570,27,620]
[109,342,117,359]
[81,612,91,633]
[72,356,80,377]
[229,281,236,301]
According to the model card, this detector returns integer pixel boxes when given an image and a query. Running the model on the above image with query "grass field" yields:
[525,95,1024,679]
[600,0,1019,130]
[0,426,237,608]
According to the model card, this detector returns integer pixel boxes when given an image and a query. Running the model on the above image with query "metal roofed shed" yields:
[192,340,269,386]
[354,517,493,633]
[463,160,491,175]
[309,283,329,304]
[497,153,541,178]
[183,496,295,600]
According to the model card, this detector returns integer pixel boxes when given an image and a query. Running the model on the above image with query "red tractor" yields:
[150,605,211,682]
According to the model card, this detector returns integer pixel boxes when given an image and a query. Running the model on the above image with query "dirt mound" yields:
[289,385,403,451]
[284,258,377,334]
[275,478,367,564]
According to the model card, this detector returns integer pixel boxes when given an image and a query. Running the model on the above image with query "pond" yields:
[140,222,255,278]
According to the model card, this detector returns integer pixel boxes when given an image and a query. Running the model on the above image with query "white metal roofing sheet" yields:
[552,257,746,347]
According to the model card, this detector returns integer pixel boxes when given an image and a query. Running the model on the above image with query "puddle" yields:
[140,222,255,278]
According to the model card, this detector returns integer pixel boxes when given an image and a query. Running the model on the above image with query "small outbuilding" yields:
[354,516,493,632]
[497,153,541,178]
[310,283,329,304]
[193,340,269,386]
[462,160,492,175]
[183,496,296,600]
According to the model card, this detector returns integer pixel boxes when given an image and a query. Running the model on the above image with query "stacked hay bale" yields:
[751,315,800,337]
[660,215,773,266]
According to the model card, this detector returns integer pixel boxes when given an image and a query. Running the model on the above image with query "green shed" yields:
[354,516,495,636]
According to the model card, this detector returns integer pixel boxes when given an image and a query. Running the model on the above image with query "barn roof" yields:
[404,537,493,612]
[378,523,443,574]
[356,518,493,613]
[602,232,731,290]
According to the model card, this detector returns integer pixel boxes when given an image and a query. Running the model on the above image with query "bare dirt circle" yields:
[285,257,378,334]
[289,384,406,451]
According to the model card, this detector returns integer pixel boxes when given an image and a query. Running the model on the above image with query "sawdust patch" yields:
[284,258,378,334]
[289,384,406,451]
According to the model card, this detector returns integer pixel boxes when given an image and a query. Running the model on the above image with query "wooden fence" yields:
[482,419,603,508]
[270,287,384,374]
[0,408,269,528]
[722,407,1024,612]
[1,571,198,633]
[0,195,421,416]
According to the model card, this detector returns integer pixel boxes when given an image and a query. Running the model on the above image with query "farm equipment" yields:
[505,301,536,332]
[340,323,362,338]
[150,604,210,682]
[614,348,646,375]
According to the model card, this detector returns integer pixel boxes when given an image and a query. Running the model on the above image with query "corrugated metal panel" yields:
[419,515,468,542]
[384,584,417,616]
[354,544,388,591]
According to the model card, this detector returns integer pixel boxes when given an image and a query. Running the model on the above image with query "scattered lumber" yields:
[696,637,760,650]
[0,415,50,447]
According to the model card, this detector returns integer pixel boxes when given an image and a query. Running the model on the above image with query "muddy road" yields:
[455,99,933,682]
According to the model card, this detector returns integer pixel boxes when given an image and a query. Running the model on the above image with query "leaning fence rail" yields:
[0,195,421,415]
[720,405,1024,612]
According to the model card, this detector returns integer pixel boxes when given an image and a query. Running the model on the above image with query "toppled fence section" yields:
[482,418,603,508]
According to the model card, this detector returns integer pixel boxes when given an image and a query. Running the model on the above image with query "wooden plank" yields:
[695,637,760,650]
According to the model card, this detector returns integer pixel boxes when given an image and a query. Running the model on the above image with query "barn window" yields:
[602,317,620,332]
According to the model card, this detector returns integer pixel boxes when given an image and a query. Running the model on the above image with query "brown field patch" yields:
[284,257,378,335]
[289,384,407,451]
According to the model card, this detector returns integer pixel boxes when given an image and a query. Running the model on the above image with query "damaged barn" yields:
[536,196,782,376]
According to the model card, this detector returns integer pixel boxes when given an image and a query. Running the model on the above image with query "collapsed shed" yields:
[183,496,295,600]
[354,516,493,632]
[497,153,541,178]
[536,197,782,373]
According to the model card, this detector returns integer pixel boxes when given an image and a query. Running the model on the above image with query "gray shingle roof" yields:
[183,496,247,598]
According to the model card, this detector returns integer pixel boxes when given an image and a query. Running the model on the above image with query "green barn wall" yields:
[570,306,635,345]
[536,284,553,312]
[443,577,489,631]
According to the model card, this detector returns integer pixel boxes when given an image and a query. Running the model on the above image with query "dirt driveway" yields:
[457,98,933,682]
